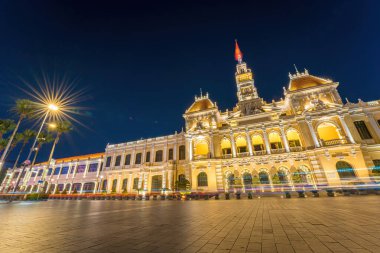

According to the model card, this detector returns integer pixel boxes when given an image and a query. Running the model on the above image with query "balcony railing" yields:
[237,152,250,158]
[289,146,304,152]
[270,148,286,154]
[321,138,348,147]
[193,154,210,160]
[222,154,232,159]
[253,150,267,156]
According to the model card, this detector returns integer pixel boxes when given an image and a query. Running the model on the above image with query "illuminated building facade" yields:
[2,42,380,194]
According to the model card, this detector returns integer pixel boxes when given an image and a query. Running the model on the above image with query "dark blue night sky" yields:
[0,0,379,162]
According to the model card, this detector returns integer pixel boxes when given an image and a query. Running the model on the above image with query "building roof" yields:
[186,94,216,113]
[288,70,331,91]
[36,152,104,166]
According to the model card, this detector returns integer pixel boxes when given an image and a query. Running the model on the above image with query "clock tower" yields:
[234,40,263,116]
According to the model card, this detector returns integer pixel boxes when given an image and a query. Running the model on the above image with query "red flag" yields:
[234,40,243,62]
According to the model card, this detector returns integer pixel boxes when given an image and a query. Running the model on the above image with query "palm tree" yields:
[44,121,72,174]
[0,139,8,152]
[0,119,15,139]
[0,99,34,171]
[29,132,54,170]
[12,129,36,170]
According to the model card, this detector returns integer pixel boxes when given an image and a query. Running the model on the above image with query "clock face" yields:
[241,86,252,95]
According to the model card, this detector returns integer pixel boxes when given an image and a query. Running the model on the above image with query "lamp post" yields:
[11,104,59,196]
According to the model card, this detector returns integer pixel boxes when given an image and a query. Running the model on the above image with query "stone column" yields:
[83,161,89,178]
[128,173,133,192]
[306,119,320,148]
[209,132,214,158]
[173,143,177,161]
[168,170,173,191]
[143,173,148,192]
[280,125,290,152]
[162,170,166,191]
[187,137,193,161]
[262,128,271,155]
[245,129,253,156]
[339,115,355,144]
[163,143,168,162]
[93,182,98,194]
[80,183,84,194]
[138,172,143,190]
[150,144,154,163]
[230,131,237,157]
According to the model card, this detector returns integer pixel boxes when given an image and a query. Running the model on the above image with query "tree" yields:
[29,132,54,170]
[44,121,72,174]
[12,129,36,169]
[272,174,281,185]
[0,139,8,153]
[0,99,35,171]
[0,119,15,139]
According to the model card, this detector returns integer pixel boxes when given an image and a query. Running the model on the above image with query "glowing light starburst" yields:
[18,73,89,127]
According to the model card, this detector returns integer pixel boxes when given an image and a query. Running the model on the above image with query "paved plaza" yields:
[0,196,380,253]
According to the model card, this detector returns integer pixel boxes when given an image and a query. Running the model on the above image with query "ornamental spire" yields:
[234,39,243,63]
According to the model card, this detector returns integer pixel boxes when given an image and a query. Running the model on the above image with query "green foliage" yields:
[72,188,78,194]
[38,132,54,144]
[0,119,15,138]
[372,167,380,176]
[14,99,35,118]
[61,189,67,195]
[175,179,191,192]
[0,139,8,151]
[272,174,281,184]
[252,175,260,185]
[25,193,49,200]
[292,172,303,184]
[21,129,36,143]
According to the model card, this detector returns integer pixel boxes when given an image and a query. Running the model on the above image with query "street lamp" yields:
[11,103,59,195]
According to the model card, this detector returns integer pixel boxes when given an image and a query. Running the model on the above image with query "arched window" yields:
[242,172,253,189]
[286,129,302,147]
[259,171,269,184]
[179,145,186,160]
[72,183,81,192]
[151,175,162,192]
[194,140,209,156]
[64,184,71,191]
[178,174,186,183]
[252,134,264,151]
[197,172,208,187]
[269,132,283,150]
[236,136,247,153]
[278,170,288,184]
[155,150,163,162]
[111,179,118,192]
[227,174,235,190]
[317,122,341,141]
[336,161,356,180]
[221,138,232,155]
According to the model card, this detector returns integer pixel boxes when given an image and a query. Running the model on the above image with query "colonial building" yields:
[2,42,380,194]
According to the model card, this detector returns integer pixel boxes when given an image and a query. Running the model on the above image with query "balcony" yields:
[321,138,348,147]
[289,146,304,152]
[237,152,250,158]
[270,148,286,154]
[222,154,233,159]
[253,150,266,156]
[193,154,209,160]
